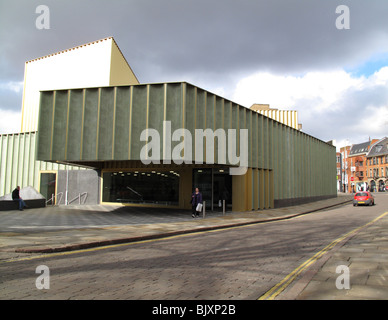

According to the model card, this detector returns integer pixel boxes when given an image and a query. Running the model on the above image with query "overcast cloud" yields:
[0,0,387,148]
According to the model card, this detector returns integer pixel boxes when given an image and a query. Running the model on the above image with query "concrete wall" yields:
[57,170,100,205]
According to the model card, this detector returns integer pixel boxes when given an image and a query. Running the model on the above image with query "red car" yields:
[353,191,375,206]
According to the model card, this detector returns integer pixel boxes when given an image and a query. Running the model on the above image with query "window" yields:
[375,145,383,153]
[355,192,368,197]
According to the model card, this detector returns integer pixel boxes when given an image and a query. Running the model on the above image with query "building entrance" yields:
[192,168,232,211]
[378,180,386,192]
[370,180,376,192]
[40,172,56,203]
[102,170,179,206]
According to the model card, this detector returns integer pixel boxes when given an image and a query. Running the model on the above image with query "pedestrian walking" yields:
[191,187,203,218]
[12,186,27,211]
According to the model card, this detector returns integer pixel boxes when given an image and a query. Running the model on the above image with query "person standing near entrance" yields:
[191,187,203,218]
[12,186,27,211]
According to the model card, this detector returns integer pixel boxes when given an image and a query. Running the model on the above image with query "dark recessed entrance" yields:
[102,170,180,206]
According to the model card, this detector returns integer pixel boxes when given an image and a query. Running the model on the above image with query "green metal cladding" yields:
[0,131,84,197]
[36,82,337,201]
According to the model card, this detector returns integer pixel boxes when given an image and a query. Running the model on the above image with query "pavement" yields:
[2,192,388,300]
[279,195,388,300]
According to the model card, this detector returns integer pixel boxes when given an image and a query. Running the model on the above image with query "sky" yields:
[0,0,388,150]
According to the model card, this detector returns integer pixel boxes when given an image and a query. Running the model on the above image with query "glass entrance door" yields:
[192,169,212,209]
[40,172,56,203]
[192,168,232,211]
[213,168,232,211]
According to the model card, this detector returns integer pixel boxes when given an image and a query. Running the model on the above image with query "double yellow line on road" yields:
[258,211,388,300]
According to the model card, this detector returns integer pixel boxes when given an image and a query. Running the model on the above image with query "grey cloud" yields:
[0,86,22,111]
[2,0,388,82]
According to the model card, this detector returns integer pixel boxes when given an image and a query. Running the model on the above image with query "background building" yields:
[250,104,302,131]
[340,138,388,193]
[340,145,351,193]
[366,137,388,192]
[336,152,342,192]
[348,141,373,192]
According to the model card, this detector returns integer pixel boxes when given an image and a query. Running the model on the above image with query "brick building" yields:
[336,152,342,192]
[366,137,388,192]
[341,138,388,193]
[340,145,351,193]
[341,139,379,193]
[348,141,374,193]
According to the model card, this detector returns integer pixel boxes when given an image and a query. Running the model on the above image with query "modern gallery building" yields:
[0,37,337,211]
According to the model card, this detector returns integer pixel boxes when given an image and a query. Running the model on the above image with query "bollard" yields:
[223,199,225,215]
[203,201,206,219]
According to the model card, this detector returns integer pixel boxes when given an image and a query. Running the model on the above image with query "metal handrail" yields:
[46,192,64,206]
[68,192,88,205]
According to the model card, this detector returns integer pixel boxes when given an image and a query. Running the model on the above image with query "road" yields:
[1,193,387,301]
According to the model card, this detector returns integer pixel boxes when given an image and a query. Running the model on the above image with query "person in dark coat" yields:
[12,186,27,211]
[191,187,203,218]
